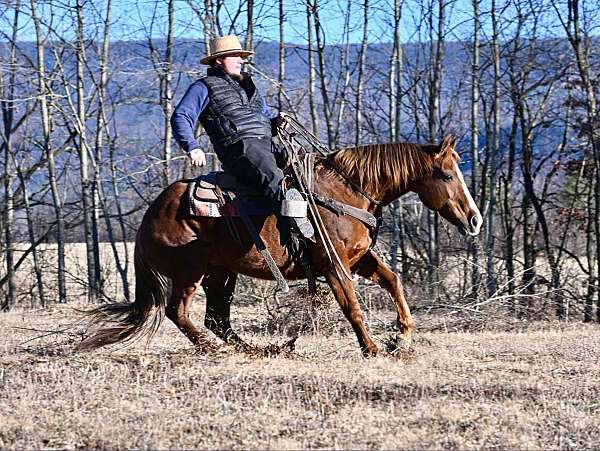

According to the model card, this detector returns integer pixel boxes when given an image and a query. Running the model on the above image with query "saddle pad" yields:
[194,171,262,201]
[186,173,273,218]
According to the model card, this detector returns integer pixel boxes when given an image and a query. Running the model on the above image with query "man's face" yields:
[216,54,244,79]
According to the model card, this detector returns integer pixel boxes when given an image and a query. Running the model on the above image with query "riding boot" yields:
[282,188,315,240]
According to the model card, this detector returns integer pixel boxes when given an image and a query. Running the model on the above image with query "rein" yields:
[321,158,382,208]
[279,113,382,209]
[278,115,384,282]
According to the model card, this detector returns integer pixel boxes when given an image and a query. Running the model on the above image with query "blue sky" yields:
[2,0,594,45]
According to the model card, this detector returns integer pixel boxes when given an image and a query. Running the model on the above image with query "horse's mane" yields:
[322,142,442,194]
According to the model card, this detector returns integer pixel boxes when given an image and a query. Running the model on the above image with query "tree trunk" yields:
[306,0,319,136]
[0,1,19,310]
[162,0,175,183]
[75,0,99,303]
[312,0,334,146]
[332,0,352,147]
[203,0,216,44]
[485,0,501,295]
[16,160,46,307]
[91,1,113,301]
[278,0,285,111]
[389,0,403,275]
[245,0,254,71]
[31,0,67,303]
[426,0,445,299]
[354,0,369,145]
[504,114,518,302]
[469,0,482,297]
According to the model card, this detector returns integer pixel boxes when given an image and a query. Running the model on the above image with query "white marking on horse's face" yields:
[454,161,483,236]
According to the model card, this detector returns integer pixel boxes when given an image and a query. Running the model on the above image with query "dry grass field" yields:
[1,293,599,449]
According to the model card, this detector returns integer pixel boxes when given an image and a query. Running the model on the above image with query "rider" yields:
[171,35,313,238]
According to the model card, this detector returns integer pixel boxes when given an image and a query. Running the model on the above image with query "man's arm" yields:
[260,95,285,137]
[260,95,275,119]
[170,80,209,153]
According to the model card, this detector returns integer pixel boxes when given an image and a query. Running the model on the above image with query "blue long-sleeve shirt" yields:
[170,79,274,153]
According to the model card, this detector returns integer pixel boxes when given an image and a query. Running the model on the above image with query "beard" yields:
[230,72,243,81]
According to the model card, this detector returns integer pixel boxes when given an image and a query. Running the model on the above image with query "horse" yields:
[79,134,482,356]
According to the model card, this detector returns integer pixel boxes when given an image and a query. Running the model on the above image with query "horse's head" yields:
[411,135,482,237]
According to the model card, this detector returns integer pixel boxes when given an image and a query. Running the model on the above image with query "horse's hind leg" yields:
[201,267,248,348]
[354,250,414,345]
[166,275,217,352]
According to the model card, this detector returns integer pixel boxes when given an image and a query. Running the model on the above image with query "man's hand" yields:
[189,148,206,167]
[271,113,286,136]
[273,113,286,128]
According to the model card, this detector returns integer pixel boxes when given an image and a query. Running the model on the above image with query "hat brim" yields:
[200,49,254,65]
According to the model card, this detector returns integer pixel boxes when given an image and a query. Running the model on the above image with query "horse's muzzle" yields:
[459,212,482,237]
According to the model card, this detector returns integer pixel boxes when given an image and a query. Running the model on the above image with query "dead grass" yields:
[1,299,599,449]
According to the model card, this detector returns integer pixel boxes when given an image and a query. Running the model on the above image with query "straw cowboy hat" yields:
[200,35,254,65]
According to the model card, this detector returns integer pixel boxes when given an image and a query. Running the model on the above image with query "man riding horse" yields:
[171,35,314,239]
[79,36,483,357]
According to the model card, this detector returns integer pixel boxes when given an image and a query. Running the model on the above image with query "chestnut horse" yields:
[80,135,482,356]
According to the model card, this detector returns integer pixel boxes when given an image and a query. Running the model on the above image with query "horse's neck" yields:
[315,164,389,212]
[316,154,414,209]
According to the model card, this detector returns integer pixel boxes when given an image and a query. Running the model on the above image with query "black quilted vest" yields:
[199,67,272,149]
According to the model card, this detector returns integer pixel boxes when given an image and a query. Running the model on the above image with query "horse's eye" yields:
[434,167,453,181]
[437,170,453,181]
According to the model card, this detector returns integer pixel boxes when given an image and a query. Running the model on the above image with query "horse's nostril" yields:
[470,214,479,229]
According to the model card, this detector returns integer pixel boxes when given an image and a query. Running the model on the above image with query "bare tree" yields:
[311,0,335,146]
[15,157,46,306]
[306,0,319,135]
[485,0,502,295]
[551,0,600,321]
[0,0,20,310]
[469,0,482,296]
[245,0,254,71]
[426,0,446,298]
[75,0,100,303]
[163,0,175,183]
[278,0,286,111]
[389,0,406,276]
[354,0,370,145]
[31,0,67,303]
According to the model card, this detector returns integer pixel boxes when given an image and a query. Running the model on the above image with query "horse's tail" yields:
[77,236,170,351]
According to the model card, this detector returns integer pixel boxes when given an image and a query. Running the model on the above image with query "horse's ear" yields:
[422,134,458,159]
[432,134,458,162]
[441,134,458,152]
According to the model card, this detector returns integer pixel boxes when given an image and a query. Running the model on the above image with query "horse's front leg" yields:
[324,268,379,357]
[353,250,414,346]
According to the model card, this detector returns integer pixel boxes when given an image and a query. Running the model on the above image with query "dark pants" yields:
[218,138,286,209]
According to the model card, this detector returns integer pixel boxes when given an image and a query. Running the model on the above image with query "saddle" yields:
[186,168,312,294]
[187,171,274,218]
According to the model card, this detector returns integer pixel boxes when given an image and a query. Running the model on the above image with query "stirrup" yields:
[282,188,314,239]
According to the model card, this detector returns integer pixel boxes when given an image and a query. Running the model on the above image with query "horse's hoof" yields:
[193,341,219,354]
[262,337,298,357]
[361,345,379,358]
[231,340,257,354]
[385,334,414,356]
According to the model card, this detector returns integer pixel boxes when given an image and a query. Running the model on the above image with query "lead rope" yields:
[279,112,382,208]
[279,128,353,282]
